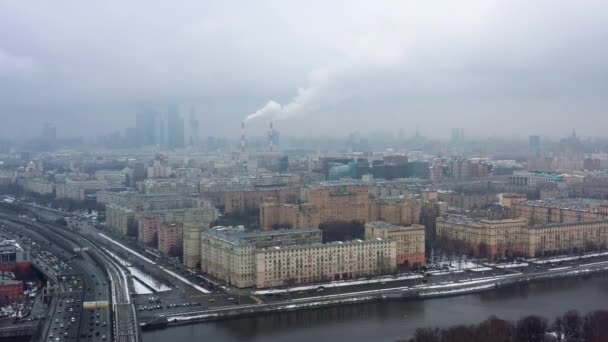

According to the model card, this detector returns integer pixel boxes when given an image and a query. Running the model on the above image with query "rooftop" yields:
[257,238,390,252]
[204,226,322,246]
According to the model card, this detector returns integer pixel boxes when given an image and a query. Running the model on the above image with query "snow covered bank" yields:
[161,268,210,294]
[530,251,608,264]
[420,283,496,297]
[132,278,153,295]
[253,274,422,295]
[493,262,529,269]
[98,233,156,264]
[128,267,171,292]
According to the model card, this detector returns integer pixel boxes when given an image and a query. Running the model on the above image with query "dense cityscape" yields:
[0,114,607,341]
[2,2,608,342]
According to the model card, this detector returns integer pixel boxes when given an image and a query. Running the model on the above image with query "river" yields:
[143,273,608,342]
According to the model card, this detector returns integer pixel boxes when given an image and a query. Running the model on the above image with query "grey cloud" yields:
[0,1,607,139]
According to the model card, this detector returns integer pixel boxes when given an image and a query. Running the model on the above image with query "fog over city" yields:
[1,1,608,139]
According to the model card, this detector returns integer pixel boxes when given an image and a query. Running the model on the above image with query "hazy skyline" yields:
[1,1,607,140]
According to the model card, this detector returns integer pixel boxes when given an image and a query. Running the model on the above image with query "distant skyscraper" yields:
[529,135,541,152]
[188,108,200,147]
[451,128,464,143]
[135,110,159,147]
[167,105,185,149]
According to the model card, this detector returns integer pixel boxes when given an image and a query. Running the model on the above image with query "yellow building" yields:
[527,220,608,257]
[255,239,396,288]
[106,204,136,236]
[200,226,397,289]
[511,201,607,225]
[365,221,425,267]
[200,227,323,288]
[223,187,300,213]
[306,184,369,224]
[369,198,420,226]
[260,184,422,230]
[436,214,608,258]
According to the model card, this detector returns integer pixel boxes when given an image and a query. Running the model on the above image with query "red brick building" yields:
[138,215,161,247]
[158,223,183,257]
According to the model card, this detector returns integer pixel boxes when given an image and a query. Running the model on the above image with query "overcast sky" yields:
[1,1,607,140]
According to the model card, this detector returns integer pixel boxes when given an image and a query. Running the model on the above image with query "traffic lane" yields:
[82,308,110,342]
[2,219,111,341]
[78,274,110,342]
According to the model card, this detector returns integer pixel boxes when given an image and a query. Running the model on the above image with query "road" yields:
[0,213,117,342]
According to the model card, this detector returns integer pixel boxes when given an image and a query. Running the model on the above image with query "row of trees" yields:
[402,310,608,342]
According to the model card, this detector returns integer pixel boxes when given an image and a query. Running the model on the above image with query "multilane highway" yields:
[0,212,140,342]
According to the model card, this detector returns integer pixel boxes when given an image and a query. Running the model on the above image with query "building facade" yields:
[106,204,136,236]
[436,216,529,258]
[138,215,160,247]
[200,227,323,288]
[223,187,300,213]
[436,215,608,258]
[158,223,183,257]
[511,200,608,225]
[369,198,420,226]
[255,239,396,288]
[365,221,425,268]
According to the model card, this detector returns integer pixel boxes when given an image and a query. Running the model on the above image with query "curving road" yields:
[0,211,140,342]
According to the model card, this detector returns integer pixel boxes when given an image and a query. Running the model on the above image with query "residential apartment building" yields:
[158,223,183,257]
[255,239,396,288]
[141,179,198,195]
[223,187,300,213]
[365,221,425,268]
[106,204,136,236]
[511,199,608,225]
[56,180,117,201]
[527,220,608,257]
[20,178,54,195]
[138,215,161,247]
[436,214,608,258]
[135,206,217,227]
[182,209,213,268]
[437,190,497,210]
[369,198,420,226]
[260,184,370,229]
[200,227,323,288]
[148,159,172,178]
[436,215,528,258]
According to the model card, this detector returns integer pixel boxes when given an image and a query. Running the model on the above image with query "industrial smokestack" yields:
[240,121,246,153]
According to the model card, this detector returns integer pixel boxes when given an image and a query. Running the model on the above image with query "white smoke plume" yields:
[243,1,495,124]
[244,68,332,122]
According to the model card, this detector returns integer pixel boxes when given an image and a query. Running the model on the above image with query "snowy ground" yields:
[580,260,608,267]
[132,278,153,295]
[425,270,465,276]
[492,262,529,269]
[435,259,482,270]
[469,267,493,272]
[420,283,496,297]
[253,274,423,295]
[128,267,171,292]
[529,251,608,264]
[161,268,210,294]
[548,266,571,272]
[102,247,170,293]
[102,248,132,267]
[98,233,156,264]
